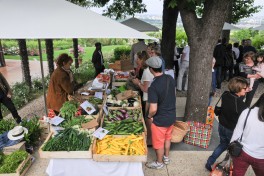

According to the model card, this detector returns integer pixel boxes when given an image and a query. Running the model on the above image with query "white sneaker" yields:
[145,161,164,169]
[163,156,170,165]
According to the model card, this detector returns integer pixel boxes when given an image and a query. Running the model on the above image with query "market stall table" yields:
[46,159,144,176]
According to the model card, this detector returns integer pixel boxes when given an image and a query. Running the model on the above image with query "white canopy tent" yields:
[222,22,240,30]
[252,25,264,30]
[121,17,160,32]
[0,0,155,39]
[0,0,155,115]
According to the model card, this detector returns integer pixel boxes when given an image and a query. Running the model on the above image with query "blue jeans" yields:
[0,132,21,150]
[206,124,233,166]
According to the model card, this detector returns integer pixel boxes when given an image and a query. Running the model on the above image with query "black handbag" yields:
[214,92,227,116]
[228,109,251,157]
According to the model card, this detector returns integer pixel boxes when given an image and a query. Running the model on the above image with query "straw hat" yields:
[7,126,28,140]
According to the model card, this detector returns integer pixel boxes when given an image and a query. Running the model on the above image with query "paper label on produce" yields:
[81,92,89,96]
[80,101,96,115]
[93,127,109,140]
[94,92,103,99]
[49,116,64,126]
[103,105,108,115]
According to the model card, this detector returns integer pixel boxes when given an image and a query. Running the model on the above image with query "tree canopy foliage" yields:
[195,0,262,23]
[67,0,147,19]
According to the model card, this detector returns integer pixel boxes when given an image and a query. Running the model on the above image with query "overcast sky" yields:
[91,0,264,17]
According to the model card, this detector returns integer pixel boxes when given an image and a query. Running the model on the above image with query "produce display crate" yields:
[0,155,32,176]
[109,60,133,71]
[3,141,26,155]
[92,133,147,162]
[101,107,147,136]
[39,132,93,159]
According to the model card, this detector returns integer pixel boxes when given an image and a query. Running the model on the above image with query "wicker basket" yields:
[171,121,190,143]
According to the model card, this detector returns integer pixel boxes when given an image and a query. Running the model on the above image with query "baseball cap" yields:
[145,56,162,68]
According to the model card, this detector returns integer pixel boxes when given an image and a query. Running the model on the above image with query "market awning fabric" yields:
[121,18,160,32]
[222,22,240,30]
[0,0,154,39]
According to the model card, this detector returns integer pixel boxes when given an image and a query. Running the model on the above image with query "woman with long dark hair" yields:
[231,93,264,176]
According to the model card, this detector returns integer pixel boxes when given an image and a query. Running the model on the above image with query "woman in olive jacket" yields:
[205,77,249,171]
[47,54,74,114]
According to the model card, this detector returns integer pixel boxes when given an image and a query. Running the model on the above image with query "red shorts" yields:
[151,123,173,149]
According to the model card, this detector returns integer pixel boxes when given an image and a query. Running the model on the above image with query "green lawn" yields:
[4,45,127,61]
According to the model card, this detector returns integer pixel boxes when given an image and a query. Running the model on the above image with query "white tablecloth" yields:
[46,159,144,176]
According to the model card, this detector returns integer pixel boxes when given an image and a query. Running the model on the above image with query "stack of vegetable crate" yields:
[39,97,104,159]
[0,150,32,176]
[92,104,148,162]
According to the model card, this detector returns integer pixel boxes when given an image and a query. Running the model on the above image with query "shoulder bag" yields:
[214,91,228,116]
[228,109,251,157]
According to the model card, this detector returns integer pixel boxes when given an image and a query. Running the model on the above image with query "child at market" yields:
[249,53,264,90]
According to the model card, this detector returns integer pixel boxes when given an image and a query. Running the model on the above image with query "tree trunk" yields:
[178,0,232,122]
[0,40,5,67]
[45,39,55,75]
[222,0,233,43]
[18,39,32,88]
[73,38,79,68]
[161,0,179,69]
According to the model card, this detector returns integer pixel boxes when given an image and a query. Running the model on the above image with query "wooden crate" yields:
[3,141,26,155]
[109,60,133,71]
[92,134,147,162]
[38,132,93,159]
[101,107,147,136]
[109,63,121,71]
[0,155,32,176]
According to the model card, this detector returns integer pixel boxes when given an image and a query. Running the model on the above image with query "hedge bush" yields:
[113,46,131,61]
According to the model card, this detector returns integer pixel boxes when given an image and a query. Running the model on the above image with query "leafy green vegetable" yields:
[87,97,103,105]
[42,127,92,151]
[0,119,16,134]
[0,150,28,173]
[60,115,93,128]
[21,116,42,147]
[60,101,79,121]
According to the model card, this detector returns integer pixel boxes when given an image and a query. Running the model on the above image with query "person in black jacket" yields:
[213,38,226,89]
[92,42,105,78]
[0,72,22,124]
[205,77,249,171]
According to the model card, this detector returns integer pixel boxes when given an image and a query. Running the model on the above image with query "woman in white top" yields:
[230,93,264,176]
[132,51,154,145]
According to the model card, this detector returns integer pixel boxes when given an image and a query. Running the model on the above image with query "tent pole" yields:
[38,39,48,117]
